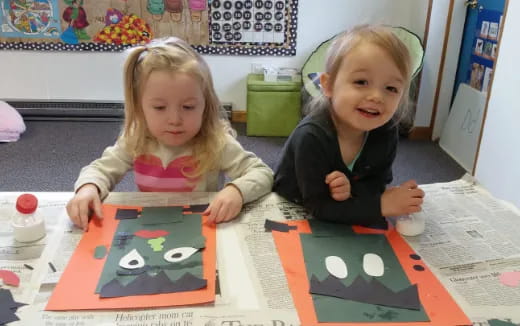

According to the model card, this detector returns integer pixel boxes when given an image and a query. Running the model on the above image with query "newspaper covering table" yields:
[403,175,520,325]
[1,175,519,325]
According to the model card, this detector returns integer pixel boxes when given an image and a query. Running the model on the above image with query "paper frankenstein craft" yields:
[46,204,215,310]
[271,219,471,326]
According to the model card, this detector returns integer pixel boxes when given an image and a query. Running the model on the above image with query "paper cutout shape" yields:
[499,271,520,288]
[0,289,25,325]
[134,230,170,238]
[114,232,134,249]
[100,271,206,298]
[325,256,348,279]
[363,253,384,277]
[310,274,421,310]
[148,237,166,251]
[264,219,298,232]
[0,270,20,287]
[140,207,183,224]
[488,319,518,326]
[409,254,421,260]
[46,204,216,311]
[413,265,425,272]
[115,209,139,220]
[301,230,428,322]
[164,247,198,263]
[95,211,204,295]
[271,219,471,325]
[48,262,57,273]
[119,249,146,269]
[94,246,107,259]
[184,204,209,213]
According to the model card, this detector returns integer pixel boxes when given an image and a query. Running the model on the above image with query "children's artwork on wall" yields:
[46,204,216,310]
[271,219,471,325]
[0,0,298,55]
[468,8,501,92]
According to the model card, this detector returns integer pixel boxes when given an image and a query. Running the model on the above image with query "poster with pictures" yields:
[0,0,298,55]
[468,9,501,92]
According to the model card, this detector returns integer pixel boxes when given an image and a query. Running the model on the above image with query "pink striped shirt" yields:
[133,154,199,192]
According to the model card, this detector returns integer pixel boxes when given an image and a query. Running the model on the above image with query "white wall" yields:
[414,0,451,128]
[475,0,520,208]
[432,0,467,139]
[0,0,428,111]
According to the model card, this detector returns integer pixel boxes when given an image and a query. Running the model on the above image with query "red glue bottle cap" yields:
[16,194,38,214]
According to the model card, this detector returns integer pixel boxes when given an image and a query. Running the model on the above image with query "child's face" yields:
[141,70,205,147]
[321,42,405,133]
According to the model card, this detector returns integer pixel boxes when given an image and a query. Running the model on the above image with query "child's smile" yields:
[321,42,405,134]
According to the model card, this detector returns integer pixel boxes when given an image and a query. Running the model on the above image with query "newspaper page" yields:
[230,193,306,319]
[404,175,520,324]
[19,303,300,326]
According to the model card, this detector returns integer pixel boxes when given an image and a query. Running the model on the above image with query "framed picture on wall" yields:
[491,43,497,58]
[488,22,499,40]
[479,21,490,38]
[475,38,484,55]
[483,41,493,59]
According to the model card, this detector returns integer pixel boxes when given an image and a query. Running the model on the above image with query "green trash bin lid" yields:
[247,74,302,92]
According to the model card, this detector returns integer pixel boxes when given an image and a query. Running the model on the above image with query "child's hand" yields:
[381,180,425,217]
[325,171,351,201]
[66,183,103,231]
[204,185,244,223]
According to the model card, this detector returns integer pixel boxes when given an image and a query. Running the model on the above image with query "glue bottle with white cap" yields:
[12,193,46,243]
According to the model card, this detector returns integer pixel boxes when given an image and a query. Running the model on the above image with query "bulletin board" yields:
[0,0,298,55]
[467,9,502,92]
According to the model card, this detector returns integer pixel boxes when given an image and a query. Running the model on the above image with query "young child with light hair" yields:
[274,25,424,228]
[68,37,273,230]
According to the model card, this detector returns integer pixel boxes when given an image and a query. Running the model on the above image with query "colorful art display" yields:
[0,0,298,55]
[46,204,216,310]
[468,9,502,92]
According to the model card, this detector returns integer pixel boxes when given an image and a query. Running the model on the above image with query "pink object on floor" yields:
[188,0,206,10]
[0,101,25,142]
[499,271,520,287]
[0,270,20,287]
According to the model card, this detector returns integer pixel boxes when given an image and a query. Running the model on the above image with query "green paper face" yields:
[95,208,204,294]
[301,222,429,323]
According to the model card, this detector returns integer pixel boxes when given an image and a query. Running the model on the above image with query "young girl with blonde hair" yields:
[67,37,273,230]
[274,25,424,228]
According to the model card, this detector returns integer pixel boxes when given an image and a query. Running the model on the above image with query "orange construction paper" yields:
[46,204,215,311]
[272,220,471,326]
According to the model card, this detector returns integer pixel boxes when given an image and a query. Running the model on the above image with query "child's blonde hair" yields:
[309,25,413,123]
[122,37,230,178]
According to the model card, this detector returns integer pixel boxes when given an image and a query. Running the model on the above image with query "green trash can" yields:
[246,74,302,137]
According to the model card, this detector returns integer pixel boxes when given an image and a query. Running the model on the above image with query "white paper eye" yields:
[363,253,384,277]
[163,247,198,263]
[119,249,145,269]
[325,256,348,279]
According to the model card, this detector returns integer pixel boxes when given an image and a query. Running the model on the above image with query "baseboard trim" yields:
[408,127,432,140]
[232,110,247,123]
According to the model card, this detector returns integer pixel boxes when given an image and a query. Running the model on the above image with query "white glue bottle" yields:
[12,193,46,242]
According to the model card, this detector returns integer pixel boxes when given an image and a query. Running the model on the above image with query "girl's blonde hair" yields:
[308,25,413,124]
[122,37,230,178]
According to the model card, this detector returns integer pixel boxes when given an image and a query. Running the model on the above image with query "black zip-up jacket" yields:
[273,108,398,227]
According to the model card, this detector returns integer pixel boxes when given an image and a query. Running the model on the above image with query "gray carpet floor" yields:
[0,121,465,192]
